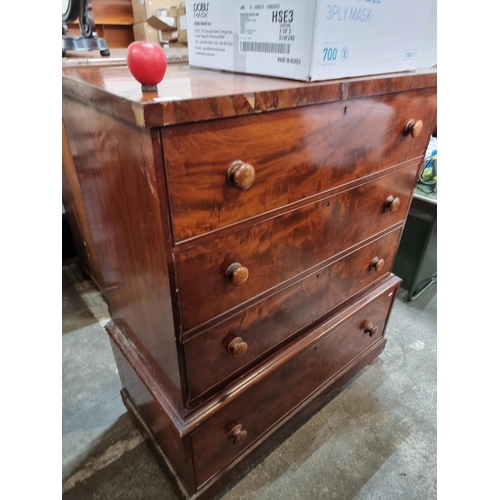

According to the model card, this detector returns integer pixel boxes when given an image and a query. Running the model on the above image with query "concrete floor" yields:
[62,259,437,500]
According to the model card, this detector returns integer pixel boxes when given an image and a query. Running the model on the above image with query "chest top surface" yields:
[62,64,437,128]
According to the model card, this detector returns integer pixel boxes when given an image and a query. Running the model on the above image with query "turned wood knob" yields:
[370,257,385,272]
[227,337,248,358]
[229,424,248,445]
[404,119,424,138]
[226,160,255,190]
[384,195,401,213]
[362,322,379,337]
[225,263,249,286]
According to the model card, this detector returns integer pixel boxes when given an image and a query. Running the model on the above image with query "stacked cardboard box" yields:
[177,2,187,44]
[132,0,187,46]
[185,0,433,81]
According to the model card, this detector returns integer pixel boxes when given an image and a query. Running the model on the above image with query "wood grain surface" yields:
[63,62,436,499]
[175,165,417,331]
[183,228,402,402]
[190,277,399,486]
[164,88,437,241]
[62,120,104,291]
[107,274,398,497]
[62,64,437,127]
[62,96,184,403]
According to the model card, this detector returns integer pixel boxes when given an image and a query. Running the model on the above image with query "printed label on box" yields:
[317,0,384,67]
[238,2,303,63]
[190,2,234,59]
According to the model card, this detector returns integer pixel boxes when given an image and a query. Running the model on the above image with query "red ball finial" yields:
[126,41,167,92]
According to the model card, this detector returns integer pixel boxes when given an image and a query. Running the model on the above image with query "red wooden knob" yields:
[127,41,167,92]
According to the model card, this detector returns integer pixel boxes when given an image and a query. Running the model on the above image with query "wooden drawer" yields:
[176,165,416,330]
[184,228,402,401]
[163,88,436,242]
[190,276,400,487]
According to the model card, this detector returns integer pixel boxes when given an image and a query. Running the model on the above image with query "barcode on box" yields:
[240,41,291,54]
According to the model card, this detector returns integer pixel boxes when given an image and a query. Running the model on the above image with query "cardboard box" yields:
[133,21,160,43]
[159,30,179,43]
[134,23,178,44]
[177,2,187,44]
[146,7,177,31]
[133,6,178,44]
[132,0,179,23]
[185,0,434,82]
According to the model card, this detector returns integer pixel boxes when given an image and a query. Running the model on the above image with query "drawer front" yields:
[164,88,436,242]
[184,228,402,400]
[191,278,399,486]
[176,165,415,330]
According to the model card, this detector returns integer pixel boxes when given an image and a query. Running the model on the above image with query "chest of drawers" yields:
[62,64,437,499]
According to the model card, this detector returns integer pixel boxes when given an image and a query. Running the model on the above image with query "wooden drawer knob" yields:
[229,424,248,445]
[225,263,249,286]
[226,160,255,190]
[228,337,248,358]
[384,195,401,213]
[404,119,424,138]
[362,322,379,337]
[370,257,385,272]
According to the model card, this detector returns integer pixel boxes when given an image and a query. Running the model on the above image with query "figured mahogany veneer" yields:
[183,228,402,402]
[190,277,398,486]
[175,165,416,331]
[108,275,401,496]
[164,89,436,242]
[62,64,437,499]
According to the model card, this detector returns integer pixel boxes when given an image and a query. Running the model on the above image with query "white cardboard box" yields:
[186,0,433,81]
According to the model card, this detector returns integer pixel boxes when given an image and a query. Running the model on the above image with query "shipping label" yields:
[191,3,235,58]
[239,2,304,65]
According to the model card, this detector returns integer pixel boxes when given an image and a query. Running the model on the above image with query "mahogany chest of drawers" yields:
[62,64,437,499]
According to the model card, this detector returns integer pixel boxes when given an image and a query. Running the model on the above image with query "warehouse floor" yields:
[62,259,437,500]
